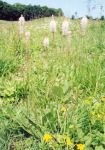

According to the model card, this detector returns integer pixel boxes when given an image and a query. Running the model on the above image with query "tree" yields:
[100,16,104,20]
[0,0,63,21]
[71,15,75,20]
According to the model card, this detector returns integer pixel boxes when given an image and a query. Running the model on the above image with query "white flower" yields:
[25,31,30,41]
[50,15,56,33]
[19,14,25,26]
[81,16,88,32]
[62,19,69,36]
[18,15,25,34]
[43,37,49,48]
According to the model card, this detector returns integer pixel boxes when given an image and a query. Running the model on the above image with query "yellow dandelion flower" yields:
[43,133,53,142]
[66,137,73,146]
[77,144,85,150]
[61,106,67,112]
[64,136,73,146]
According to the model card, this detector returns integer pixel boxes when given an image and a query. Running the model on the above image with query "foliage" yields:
[0,0,63,21]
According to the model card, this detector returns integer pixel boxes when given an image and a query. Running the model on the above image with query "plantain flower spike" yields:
[50,15,56,33]
[18,14,25,34]
[43,37,49,49]
[81,16,88,33]
[62,17,69,36]
[25,31,30,41]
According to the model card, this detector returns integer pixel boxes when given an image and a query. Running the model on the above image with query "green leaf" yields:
[95,146,104,150]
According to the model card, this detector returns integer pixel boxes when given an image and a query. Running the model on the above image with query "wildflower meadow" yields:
[0,12,105,150]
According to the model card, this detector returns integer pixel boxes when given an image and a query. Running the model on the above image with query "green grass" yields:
[0,17,105,150]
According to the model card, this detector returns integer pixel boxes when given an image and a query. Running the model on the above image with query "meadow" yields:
[0,17,105,150]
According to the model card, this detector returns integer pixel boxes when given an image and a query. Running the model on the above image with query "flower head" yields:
[43,133,53,142]
[81,16,88,32]
[43,37,49,48]
[18,14,25,34]
[19,14,25,25]
[62,18,69,36]
[61,106,67,112]
[25,31,30,41]
[63,135,73,146]
[77,144,85,150]
[50,15,56,33]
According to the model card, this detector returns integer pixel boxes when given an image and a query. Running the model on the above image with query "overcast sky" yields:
[4,0,105,18]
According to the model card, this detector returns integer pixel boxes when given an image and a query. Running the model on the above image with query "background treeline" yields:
[0,0,63,21]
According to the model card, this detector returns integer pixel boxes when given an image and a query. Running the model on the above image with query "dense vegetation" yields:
[0,17,105,149]
[0,0,63,20]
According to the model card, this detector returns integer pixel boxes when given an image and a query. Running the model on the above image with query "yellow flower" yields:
[64,136,73,146]
[77,144,85,150]
[43,133,53,142]
[61,106,67,112]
